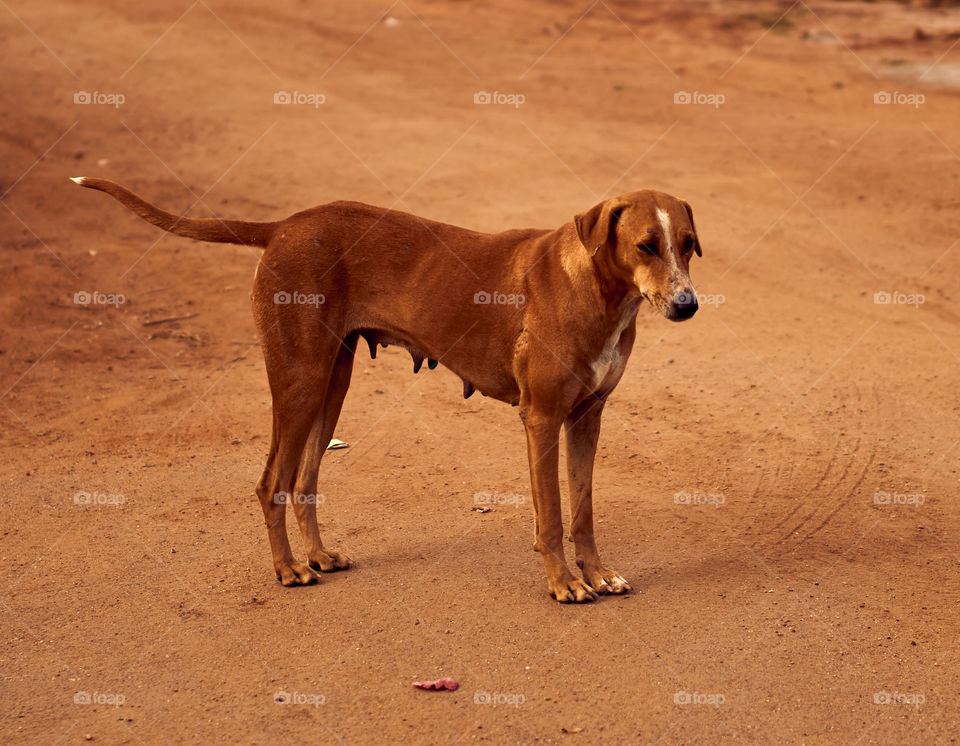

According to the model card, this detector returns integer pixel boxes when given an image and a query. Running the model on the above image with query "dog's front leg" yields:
[522,407,599,603]
[565,396,631,595]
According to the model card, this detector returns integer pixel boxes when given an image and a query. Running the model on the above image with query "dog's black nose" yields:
[672,290,698,319]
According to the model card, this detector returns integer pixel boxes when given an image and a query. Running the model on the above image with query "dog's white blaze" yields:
[656,208,678,274]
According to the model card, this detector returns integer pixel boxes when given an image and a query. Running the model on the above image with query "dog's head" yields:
[575,191,702,321]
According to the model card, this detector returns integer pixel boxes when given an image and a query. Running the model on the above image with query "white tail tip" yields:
[69,176,87,185]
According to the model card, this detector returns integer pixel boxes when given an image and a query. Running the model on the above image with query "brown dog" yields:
[72,176,702,603]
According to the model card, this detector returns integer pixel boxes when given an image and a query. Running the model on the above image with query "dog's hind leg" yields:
[291,334,356,573]
[255,350,337,586]
[255,411,316,585]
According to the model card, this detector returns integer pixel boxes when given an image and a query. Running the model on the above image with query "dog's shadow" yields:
[323,528,801,598]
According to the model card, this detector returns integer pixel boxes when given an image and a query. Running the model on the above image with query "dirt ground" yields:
[2,0,959,743]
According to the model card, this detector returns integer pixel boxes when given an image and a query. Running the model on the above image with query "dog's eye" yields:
[636,242,658,256]
[682,238,696,254]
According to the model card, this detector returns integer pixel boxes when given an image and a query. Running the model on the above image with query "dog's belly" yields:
[354,326,521,405]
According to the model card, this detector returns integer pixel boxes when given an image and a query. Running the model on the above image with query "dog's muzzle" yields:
[669,289,698,321]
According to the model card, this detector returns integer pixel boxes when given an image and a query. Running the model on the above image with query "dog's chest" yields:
[588,306,636,390]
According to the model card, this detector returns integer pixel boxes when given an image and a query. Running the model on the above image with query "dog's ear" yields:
[574,199,629,256]
[682,200,703,257]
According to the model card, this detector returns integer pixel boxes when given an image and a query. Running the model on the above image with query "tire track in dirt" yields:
[772,384,880,552]
[715,409,797,551]
[733,384,880,555]
[775,442,842,545]
[803,437,875,542]
[747,430,796,550]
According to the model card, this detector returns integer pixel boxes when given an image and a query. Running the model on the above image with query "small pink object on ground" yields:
[412,677,458,691]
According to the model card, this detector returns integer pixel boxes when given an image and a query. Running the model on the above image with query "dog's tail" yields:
[70,177,277,247]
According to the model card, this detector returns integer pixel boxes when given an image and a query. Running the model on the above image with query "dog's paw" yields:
[583,567,632,595]
[276,561,320,587]
[308,548,352,572]
[548,576,598,604]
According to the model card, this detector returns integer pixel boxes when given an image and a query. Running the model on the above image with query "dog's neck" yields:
[559,226,642,330]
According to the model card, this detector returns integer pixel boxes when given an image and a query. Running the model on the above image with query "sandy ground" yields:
[2,0,960,743]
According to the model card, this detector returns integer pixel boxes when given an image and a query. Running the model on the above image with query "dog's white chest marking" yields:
[590,302,637,390]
